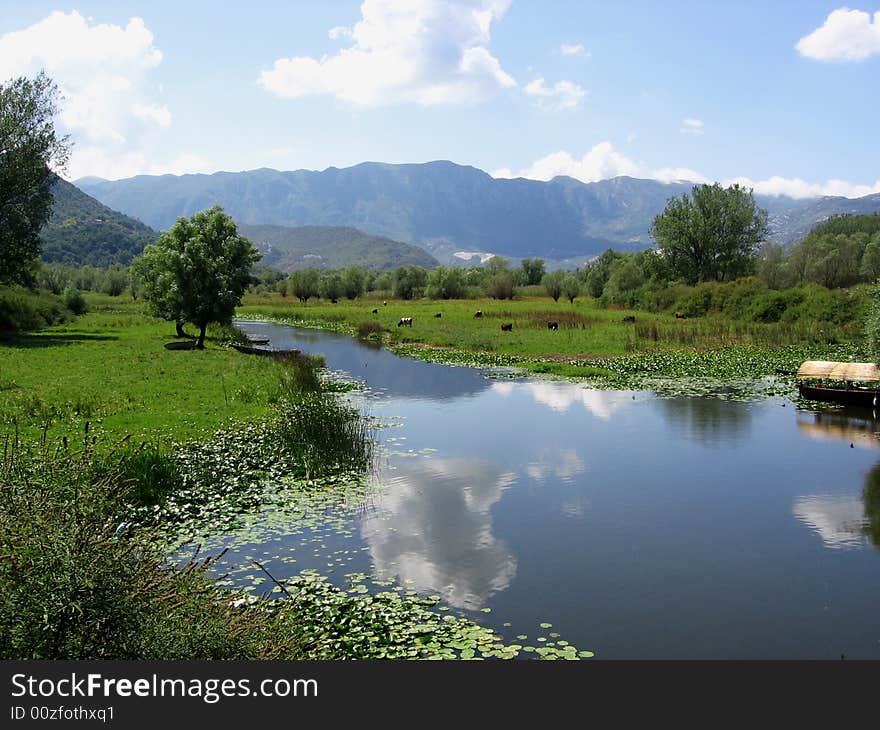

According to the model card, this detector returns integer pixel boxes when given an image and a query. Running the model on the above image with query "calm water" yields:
[228,320,880,659]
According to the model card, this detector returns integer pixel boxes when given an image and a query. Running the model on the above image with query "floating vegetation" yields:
[391,341,874,401]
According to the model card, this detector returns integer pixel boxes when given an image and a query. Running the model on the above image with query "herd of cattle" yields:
[385,310,683,329]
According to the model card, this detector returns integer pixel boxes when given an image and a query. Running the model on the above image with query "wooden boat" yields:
[796,360,880,407]
[231,343,301,359]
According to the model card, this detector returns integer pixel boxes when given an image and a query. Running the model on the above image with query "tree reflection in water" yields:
[658,397,753,446]
[863,462,880,548]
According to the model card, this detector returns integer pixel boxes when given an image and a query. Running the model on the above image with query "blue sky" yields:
[1,1,879,198]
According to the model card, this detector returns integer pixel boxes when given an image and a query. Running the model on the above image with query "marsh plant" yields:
[272,392,374,479]
[273,352,325,397]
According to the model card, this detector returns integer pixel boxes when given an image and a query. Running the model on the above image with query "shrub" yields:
[0,286,71,334]
[357,320,383,340]
[62,285,88,315]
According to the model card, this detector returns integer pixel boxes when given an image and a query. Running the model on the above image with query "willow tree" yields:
[133,206,260,348]
[651,183,768,284]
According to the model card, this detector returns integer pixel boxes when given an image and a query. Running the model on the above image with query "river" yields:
[222,320,880,659]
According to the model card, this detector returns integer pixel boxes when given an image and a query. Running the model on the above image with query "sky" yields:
[1,0,879,198]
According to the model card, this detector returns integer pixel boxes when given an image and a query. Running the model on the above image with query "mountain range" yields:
[75,160,880,266]
[39,179,436,271]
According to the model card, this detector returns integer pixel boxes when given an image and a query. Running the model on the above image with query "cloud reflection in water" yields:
[363,457,517,610]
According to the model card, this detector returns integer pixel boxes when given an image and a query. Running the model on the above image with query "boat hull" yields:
[797,382,880,407]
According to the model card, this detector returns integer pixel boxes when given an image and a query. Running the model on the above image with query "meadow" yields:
[0,295,286,442]
[239,290,868,382]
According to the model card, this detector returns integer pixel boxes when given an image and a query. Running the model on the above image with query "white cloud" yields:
[681,117,704,135]
[69,148,213,181]
[653,167,708,184]
[491,146,877,199]
[523,77,585,110]
[491,141,640,182]
[132,102,171,128]
[327,25,352,40]
[560,42,588,57]
[0,10,169,179]
[724,175,880,199]
[259,0,516,106]
[796,8,880,61]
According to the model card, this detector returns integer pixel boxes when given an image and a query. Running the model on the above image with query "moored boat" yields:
[796,360,880,407]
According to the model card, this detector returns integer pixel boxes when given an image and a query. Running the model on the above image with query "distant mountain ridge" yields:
[238,223,439,271]
[76,161,880,264]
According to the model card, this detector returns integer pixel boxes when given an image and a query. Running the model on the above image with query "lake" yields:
[222,320,880,659]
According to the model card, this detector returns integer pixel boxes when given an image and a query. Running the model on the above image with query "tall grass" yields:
[273,393,373,479]
[0,433,307,659]
[269,350,373,478]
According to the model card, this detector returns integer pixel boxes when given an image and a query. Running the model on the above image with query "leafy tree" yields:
[101,264,128,296]
[392,265,427,300]
[484,255,510,275]
[36,263,69,294]
[651,183,768,284]
[861,233,880,283]
[133,206,260,348]
[319,271,344,302]
[801,233,865,289]
[425,266,466,299]
[867,281,880,363]
[289,268,320,303]
[757,243,790,290]
[582,249,623,297]
[520,258,546,286]
[603,258,644,302]
[561,274,581,304]
[0,73,70,285]
[541,270,565,302]
[485,271,517,300]
[342,266,366,300]
[371,271,392,293]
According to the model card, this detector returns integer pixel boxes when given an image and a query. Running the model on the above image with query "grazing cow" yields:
[434,312,442,318]
[500,323,513,332]
[372,308,379,314]
[674,311,686,319]
[474,310,483,318]
[397,317,413,327]
[383,301,388,306]
[623,315,636,323]
[547,321,558,331]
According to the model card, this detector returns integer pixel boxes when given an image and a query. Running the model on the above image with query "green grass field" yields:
[0,295,284,442]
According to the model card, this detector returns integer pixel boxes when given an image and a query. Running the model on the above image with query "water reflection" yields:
[524,448,586,485]
[234,320,491,401]
[362,457,517,610]
[491,380,636,420]
[657,397,753,446]
[862,462,880,547]
[796,408,880,450]
[792,495,869,550]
